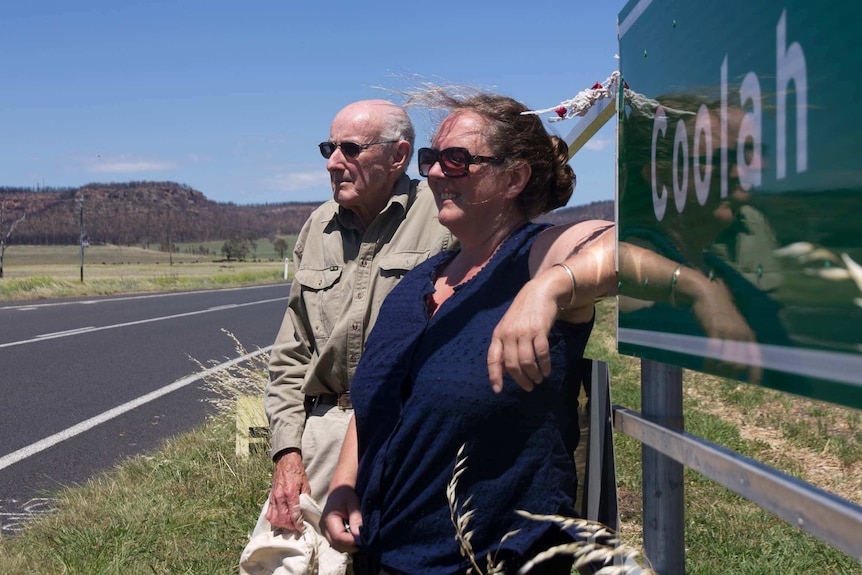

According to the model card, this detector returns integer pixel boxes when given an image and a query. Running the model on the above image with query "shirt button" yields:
[352,322,360,331]
[349,354,358,362]
[360,260,368,267]
[356,292,364,300]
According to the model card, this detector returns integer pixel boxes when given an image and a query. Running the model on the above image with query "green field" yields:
[0,239,297,301]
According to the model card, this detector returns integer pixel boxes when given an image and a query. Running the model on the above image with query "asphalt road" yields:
[0,283,289,534]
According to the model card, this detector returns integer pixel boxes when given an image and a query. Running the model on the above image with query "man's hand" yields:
[266,449,311,531]
[488,276,558,393]
[321,485,362,553]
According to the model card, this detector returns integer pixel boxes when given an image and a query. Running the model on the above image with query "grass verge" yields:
[0,243,293,302]
[0,267,284,302]
[0,417,273,574]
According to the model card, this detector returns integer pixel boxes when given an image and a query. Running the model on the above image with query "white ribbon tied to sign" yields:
[523,70,692,122]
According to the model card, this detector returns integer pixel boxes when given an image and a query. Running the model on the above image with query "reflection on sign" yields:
[617,0,862,408]
[649,11,807,222]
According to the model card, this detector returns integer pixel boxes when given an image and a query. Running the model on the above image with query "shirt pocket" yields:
[377,251,429,279]
[294,266,343,341]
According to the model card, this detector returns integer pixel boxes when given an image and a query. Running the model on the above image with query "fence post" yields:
[641,359,685,574]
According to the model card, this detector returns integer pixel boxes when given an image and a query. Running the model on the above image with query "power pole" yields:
[168,210,173,266]
[77,194,84,282]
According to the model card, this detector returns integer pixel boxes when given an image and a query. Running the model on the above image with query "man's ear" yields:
[504,162,532,200]
[391,141,411,172]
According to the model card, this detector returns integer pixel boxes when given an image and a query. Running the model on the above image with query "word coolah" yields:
[650,9,808,222]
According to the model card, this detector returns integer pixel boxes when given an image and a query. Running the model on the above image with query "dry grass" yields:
[682,372,862,505]
[189,329,271,417]
[447,446,656,575]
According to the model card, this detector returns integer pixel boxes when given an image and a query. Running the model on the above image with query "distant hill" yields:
[535,200,614,226]
[1,182,614,246]
[1,182,319,246]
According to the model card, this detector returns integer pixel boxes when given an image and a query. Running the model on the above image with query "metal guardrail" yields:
[614,402,862,562]
[618,360,862,574]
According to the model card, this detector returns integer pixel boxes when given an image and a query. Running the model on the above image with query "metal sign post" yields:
[641,359,685,575]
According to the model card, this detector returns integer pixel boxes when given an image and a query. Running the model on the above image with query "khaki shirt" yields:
[265,175,455,457]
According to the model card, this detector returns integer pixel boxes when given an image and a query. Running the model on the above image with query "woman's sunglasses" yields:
[417,147,504,178]
[318,140,398,159]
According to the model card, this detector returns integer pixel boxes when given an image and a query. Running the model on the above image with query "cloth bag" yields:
[239,494,350,575]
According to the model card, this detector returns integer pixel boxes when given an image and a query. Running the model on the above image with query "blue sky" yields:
[1,1,626,206]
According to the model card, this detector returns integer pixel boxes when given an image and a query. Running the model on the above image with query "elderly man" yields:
[268,99,454,522]
[240,100,455,574]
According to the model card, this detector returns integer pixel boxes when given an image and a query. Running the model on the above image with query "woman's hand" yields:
[488,222,615,393]
[487,276,558,393]
[690,275,762,383]
[321,416,361,552]
[321,485,363,553]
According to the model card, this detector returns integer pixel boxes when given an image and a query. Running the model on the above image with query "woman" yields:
[321,93,617,574]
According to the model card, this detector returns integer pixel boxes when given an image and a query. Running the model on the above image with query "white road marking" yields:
[206,304,239,312]
[0,497,57,534]
[0,297,284,349]
[0,283,286,311]
[36,326,96,338]
[0,345,273,473]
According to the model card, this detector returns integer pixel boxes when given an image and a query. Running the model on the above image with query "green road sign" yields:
[617,0,862,408]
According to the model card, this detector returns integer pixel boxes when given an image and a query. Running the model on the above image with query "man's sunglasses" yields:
[318,140,399,159]
[417,147,504,178]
